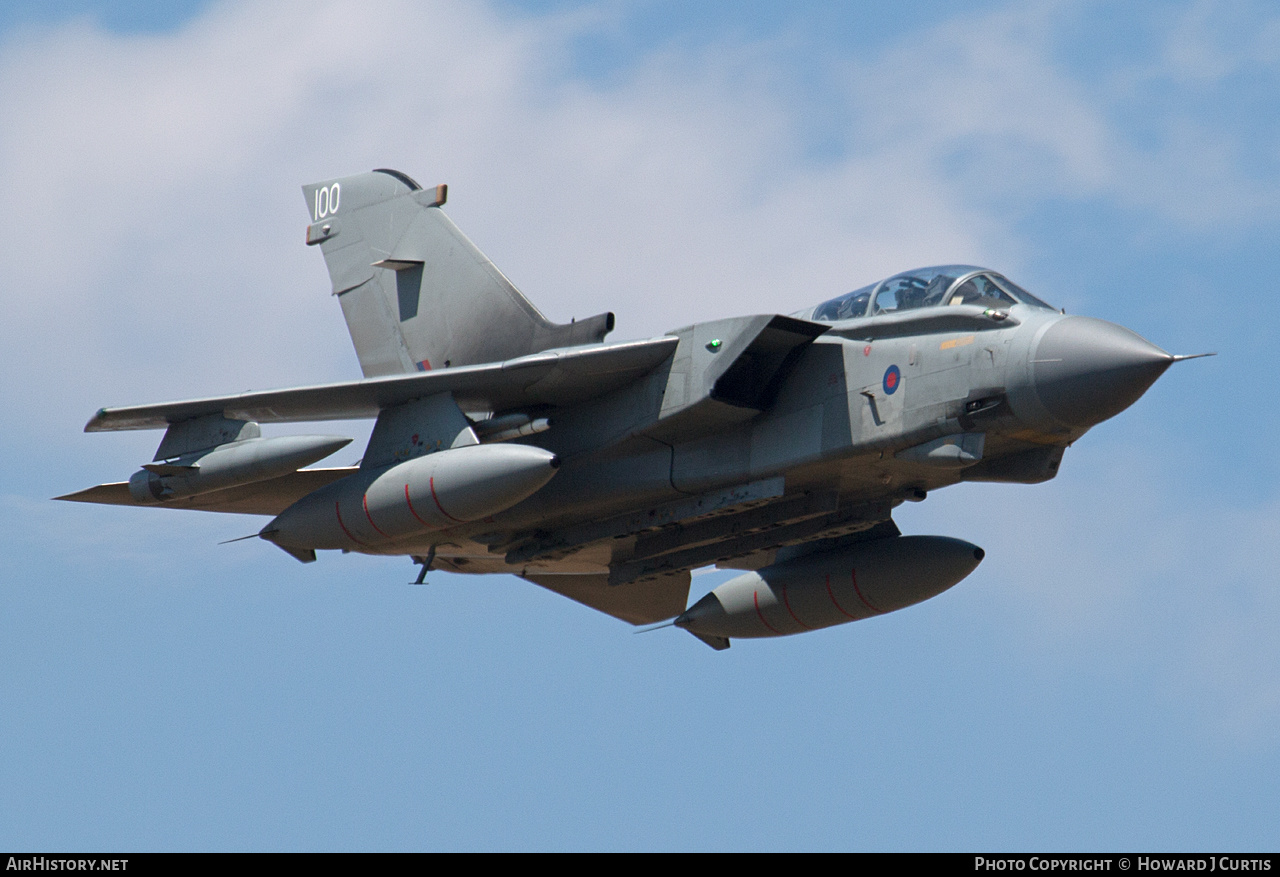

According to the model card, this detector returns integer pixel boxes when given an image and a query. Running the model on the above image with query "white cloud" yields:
[1160,0,1280,83]
[841,4,1115,196]
[0,0,1006,421]
[830,2,1280,231]
[5,0,1277,416]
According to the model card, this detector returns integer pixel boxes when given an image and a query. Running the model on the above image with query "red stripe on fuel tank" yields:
[781,586,813,630]
[429,476,464,523]
[850,568,884,614]
[362,493,391,539]
[753,589,783,635]
[335,501,369,547]
[825,572,859,620]
[404,484,437,529]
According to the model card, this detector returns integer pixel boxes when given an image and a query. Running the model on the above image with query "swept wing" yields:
[86,337,677,431]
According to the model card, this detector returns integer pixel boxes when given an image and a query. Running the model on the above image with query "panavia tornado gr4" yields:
[59,168,1206,650]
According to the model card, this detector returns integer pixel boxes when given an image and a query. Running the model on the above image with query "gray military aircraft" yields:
[59,168,1203,650]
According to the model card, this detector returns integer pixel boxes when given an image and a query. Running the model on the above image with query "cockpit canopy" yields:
[800,265,1055,322]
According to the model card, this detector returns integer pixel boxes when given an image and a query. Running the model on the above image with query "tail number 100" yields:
[313,183,340,220]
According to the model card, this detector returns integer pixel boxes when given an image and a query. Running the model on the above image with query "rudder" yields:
[303,168,613,377]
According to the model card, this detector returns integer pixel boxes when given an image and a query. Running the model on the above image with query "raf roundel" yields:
[883,364,902,395]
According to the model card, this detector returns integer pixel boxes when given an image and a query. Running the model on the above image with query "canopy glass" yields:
[804,266,1056,322]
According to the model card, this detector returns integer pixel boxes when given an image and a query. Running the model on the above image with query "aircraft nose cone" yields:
[1032,316,1173,428]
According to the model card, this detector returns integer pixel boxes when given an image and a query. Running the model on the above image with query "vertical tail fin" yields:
[303,169,614,377]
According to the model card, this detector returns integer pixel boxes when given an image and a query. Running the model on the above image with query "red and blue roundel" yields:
[883,364,901,395]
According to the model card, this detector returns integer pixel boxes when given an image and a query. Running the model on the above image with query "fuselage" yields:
[263,266,1174,583]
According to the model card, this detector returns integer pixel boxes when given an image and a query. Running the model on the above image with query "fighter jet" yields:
[58,168,1204,650]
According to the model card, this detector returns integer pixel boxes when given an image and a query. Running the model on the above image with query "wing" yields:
[503,477,900,625]
[520,571,692,626]
[65,336,676,520]
[85,337,677,431]
[514,517,901,626]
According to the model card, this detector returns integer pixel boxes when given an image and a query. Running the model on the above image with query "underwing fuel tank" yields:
[675,536,983,645]
[127,435,352,503]
[263,443,560,551]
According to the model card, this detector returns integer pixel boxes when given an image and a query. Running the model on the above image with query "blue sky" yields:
[2,0,1278,851]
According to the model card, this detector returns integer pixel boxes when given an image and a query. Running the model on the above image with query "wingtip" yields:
[84,408,109,432]
[52,487,106,503]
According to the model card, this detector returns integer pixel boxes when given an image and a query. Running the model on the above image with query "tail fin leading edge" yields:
[303,169,613,378]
